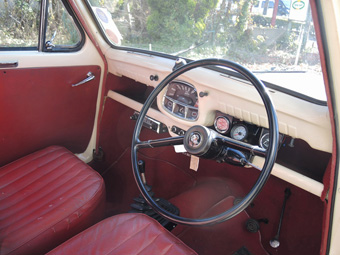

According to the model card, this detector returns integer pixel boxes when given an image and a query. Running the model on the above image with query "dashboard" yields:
[106,50,332,198]
[162,80,282,152]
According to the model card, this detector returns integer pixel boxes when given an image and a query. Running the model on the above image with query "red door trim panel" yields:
[0,65,101,166]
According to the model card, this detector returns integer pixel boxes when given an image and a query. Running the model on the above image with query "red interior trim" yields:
[310,1,337,254]
[0,66,100,166]
[68,0,108,154]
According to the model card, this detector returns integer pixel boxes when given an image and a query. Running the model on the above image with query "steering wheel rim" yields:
[132,58,279,226]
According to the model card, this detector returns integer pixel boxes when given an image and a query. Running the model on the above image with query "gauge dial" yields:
[230,124,248,141]
[214,116,230,134]
[163,81,198,121]
[166,82,198,107]
[259,132,270,150]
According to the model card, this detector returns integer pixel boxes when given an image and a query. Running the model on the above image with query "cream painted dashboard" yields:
[105,48,331,198]
[106,49,332,153]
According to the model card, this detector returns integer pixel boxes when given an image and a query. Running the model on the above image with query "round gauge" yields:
[259,132,270,150]
[214,116,230,134]
[230,124,248,141]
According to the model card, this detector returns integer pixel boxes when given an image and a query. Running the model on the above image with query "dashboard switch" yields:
[171,125,186,136]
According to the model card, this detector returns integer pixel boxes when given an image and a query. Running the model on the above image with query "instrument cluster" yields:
[213,112,280,150]
[161,80,282,150]
[162,81,198,121]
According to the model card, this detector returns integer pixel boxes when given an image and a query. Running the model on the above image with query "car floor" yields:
[89,97,324,255]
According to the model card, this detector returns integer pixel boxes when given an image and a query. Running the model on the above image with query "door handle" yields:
[72,72,95,87]
[0,61,18,68]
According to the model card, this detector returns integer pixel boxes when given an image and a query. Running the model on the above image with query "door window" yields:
[0,0,40,49]
[0,0,83,51]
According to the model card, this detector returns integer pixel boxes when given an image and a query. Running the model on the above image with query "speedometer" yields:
[163,81,198,121]
[167,82,197,106]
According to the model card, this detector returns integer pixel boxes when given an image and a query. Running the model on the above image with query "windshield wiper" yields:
[172,41,207,56]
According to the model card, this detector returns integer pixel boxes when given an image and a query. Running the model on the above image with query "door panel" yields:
[0,65,101,166]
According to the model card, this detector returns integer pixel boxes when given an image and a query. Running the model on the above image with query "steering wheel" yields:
[131,58,279,226]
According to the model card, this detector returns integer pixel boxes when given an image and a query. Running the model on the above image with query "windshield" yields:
[88,0,326,102]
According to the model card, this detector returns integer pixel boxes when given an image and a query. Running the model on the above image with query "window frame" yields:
[0,0,85,52]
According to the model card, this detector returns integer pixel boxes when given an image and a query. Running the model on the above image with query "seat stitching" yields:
[0,169,93,227]
[0,171,96,232]
[0,147,64,179]
[0,151,70,189]
[135,215,195,255]
[0,146,62,174]
[0,150,70,188]
[3,176,103,254]
[135,232,163,255]
[0,156,77,208]
[0,165,88,226]
[0,159,82,212]
[71,215,142,254]
[104,222,153,255]
[163,243,175,255]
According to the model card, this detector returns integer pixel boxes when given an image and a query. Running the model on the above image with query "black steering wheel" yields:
[132,58,279,226]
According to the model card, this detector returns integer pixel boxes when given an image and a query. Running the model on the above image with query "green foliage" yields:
[146,0,218,47]
[0,0,40,47]
[46,0,81,46]
[116,0,124,10]
[276,31,297,52]
[0,0,80,48]
[209,0,267,63]
[235,0,253,32]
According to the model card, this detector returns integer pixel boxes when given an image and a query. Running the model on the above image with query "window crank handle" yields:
[72,72,95,87]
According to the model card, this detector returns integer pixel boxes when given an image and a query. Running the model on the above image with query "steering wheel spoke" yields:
[135,136,184,150]
[215,133,267,157]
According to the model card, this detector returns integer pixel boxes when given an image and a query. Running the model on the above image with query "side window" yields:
[45,0,83,51]
[0,0,40,49]
[0,0,83,51]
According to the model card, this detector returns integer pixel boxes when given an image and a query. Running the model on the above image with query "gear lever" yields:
[270,188,291,248]
[137,160,153,194]
[138,160,147,185]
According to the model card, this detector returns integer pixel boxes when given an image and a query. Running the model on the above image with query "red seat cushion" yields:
[47,213,197,255]
[0,146,105,255]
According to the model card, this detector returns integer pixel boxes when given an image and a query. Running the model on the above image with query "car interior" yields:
[0,0,338,254]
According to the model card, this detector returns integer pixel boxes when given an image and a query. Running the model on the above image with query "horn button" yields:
[184,125,219,157]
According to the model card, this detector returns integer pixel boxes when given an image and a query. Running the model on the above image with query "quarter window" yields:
[45,0,83,50]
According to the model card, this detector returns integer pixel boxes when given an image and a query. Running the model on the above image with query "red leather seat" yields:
[0,146,105,255]
[48,213,197,255]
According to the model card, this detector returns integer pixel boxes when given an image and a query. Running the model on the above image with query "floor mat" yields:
[169,179,270,255]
